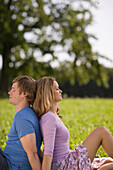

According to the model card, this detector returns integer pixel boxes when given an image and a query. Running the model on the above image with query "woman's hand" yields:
[42,155,53,170]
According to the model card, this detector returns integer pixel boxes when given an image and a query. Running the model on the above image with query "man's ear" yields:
[21,92,28,98]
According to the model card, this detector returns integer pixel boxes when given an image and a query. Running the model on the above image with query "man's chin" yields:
[9,100,12,104]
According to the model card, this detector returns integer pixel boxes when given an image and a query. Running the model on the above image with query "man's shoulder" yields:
[15,106,37,121]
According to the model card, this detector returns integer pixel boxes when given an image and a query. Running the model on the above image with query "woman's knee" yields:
[95,126,109,135]
[95,126,112,144]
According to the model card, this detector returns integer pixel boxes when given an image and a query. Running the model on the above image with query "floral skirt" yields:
[51,144,113,170]
[51,144,92,170]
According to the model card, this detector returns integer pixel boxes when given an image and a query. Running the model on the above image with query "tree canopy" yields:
[0,0,109,95]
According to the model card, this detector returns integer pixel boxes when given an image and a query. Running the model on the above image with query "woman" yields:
[33,77,113,170]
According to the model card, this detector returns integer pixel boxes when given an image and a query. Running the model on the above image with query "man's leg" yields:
[0,148,9,170]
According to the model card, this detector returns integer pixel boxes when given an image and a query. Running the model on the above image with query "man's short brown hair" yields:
[13,75,36,106]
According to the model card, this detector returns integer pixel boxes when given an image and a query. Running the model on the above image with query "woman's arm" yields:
[40,113,57,170]
[42,155,53,170]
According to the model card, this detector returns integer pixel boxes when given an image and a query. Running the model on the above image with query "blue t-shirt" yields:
[3,106,42,170]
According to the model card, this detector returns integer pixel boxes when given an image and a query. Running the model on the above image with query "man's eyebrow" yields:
[12,86,15,89]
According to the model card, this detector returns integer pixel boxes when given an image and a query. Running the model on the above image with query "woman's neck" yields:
[49,103,58,115]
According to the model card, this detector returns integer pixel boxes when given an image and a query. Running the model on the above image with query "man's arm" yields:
[20,133,41,170]
[42,155,52,170]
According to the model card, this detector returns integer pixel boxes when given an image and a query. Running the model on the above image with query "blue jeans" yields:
[0,148,9,170]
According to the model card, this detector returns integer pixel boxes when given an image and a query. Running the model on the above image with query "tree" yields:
[0,0,109,96]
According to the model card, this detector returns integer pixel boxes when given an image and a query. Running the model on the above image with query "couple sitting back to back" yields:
[1,75,113,170]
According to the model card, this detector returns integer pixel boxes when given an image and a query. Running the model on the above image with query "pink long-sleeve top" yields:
[40,112,70,162]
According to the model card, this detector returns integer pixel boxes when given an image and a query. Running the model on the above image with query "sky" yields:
[88,0,113,68]
[0,0,113,69]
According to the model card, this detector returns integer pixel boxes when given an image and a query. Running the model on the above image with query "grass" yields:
[0,98,15,149]
[0,98,113,157]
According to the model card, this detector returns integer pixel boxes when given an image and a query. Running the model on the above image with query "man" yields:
[0,75,42,170]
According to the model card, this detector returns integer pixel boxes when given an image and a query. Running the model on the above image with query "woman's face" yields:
[53,81,62,103]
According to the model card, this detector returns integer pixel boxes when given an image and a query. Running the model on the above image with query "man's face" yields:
[8,82,25,106]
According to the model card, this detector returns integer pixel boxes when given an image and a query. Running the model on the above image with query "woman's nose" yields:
[60,89,62,93]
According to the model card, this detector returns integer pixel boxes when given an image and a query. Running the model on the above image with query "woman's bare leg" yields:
[98,162,113,170]
[82,126,113,162]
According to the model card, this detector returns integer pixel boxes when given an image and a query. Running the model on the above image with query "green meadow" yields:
[0,98,113,158]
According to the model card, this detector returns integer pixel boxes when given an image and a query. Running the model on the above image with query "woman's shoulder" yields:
[41,111,56,119]
[40,112,57,123]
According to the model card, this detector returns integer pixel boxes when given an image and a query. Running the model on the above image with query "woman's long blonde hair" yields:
[33,77,55,119]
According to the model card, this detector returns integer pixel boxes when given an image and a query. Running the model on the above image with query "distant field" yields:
[0,98,113,157]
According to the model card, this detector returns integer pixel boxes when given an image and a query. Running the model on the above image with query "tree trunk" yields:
[0,46,11,96]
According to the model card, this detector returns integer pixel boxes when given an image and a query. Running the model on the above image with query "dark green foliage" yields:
[0,0,110,95]
[59,68,113,98]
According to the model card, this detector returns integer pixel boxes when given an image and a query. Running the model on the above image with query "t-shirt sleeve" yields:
[15,115,35,138]
[40,113,57,156]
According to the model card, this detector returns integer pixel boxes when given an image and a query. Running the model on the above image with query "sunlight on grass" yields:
[59,98,113,157]
[0,98,15,149]
[1,98,113,157]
